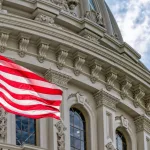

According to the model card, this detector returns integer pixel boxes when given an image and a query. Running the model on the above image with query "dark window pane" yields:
[74,138,80,149]
[116,130,127,150]
[71,136,74,147]
[74,114,80,128]
[70,108,86,150]
[81,131,84,140]
[16,115,36,146]
[70,126,74,136]
[81,141,84,150]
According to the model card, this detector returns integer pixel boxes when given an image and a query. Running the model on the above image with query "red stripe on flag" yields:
[0,55,63,120]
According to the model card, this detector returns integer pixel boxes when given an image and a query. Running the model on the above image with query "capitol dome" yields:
[0,0,150,150]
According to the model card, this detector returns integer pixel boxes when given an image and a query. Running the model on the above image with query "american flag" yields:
[0,55,62,119]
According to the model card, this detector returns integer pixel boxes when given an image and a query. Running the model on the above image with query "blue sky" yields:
[105,0,150,70]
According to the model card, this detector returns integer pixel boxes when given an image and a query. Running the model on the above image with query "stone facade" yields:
[0,0,149,150]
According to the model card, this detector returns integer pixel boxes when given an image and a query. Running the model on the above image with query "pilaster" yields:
[134,115,150,150]
[94,90,120,150]
[45,69,71,150]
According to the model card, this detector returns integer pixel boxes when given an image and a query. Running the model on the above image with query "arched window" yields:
[116,130,127,150]
[70,108,86,150]
[88,0,95,10]
[16,115,36,145]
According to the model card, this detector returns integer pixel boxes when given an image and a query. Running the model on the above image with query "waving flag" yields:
[0,55,62,119]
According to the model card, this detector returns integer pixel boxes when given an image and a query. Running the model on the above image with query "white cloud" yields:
[106,0,150,69]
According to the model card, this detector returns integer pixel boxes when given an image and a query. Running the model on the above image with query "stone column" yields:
[45,69,72,150]
[94,90,120,150]
[134,115,150,150]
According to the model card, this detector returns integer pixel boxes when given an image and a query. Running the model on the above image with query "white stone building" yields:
[0,0,149,150]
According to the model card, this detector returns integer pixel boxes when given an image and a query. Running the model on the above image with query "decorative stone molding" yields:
[37,39,50,63]
[56,45,69,70]
[18,34,30,57]
[84,10,104,27]
[134,115,150,134]
[0,32,9,53]
[145,95,150,116]
[79,29,101,43]
[45,69,72,88]
[90,59,102,83]
[73,52,87,76]
[106,139,116,150]
[105,67,117,91]
[55,120,67,150]
[93,90,120,111]
[119,76,132,99]
[0,108,7,138]
[68,92,89,106]
[115,115,129,129]
[132,85,145,108]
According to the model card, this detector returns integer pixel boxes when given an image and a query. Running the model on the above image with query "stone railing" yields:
[0,143,47,150]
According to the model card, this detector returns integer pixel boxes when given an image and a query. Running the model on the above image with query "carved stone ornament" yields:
[73,52,86,76]
[144,95,150,116]
[67,0,79,10]
[119,76,132,99]
[68,92,88,106]
[132,85,145,108]
[134,115,150,134]
[0,32,9,53]
[85,10,104,27]
[56,45,69,70]
[105,68,117,91]
[115,115,129,129]
[35,14,56,26]
[37,42,49,63]
[18,37,30,58]
[90,59,102,83]
[50,0,70,11]
[45,69,72,88]
[93,90,120,111]
[0,108,7,138]
[55,120,67,150]
[106,139,116,150]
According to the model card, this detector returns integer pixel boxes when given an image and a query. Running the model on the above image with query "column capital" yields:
[134,115,150,134]
[45,69,72,88]
[93,90,120,111]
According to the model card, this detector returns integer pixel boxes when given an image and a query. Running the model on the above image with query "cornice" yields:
[134,115,150,134]
[93,90,120,111]
[0,13,150,88]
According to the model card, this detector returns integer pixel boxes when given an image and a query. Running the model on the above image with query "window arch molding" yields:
[67,92,97,150]
[115,117,136,150]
